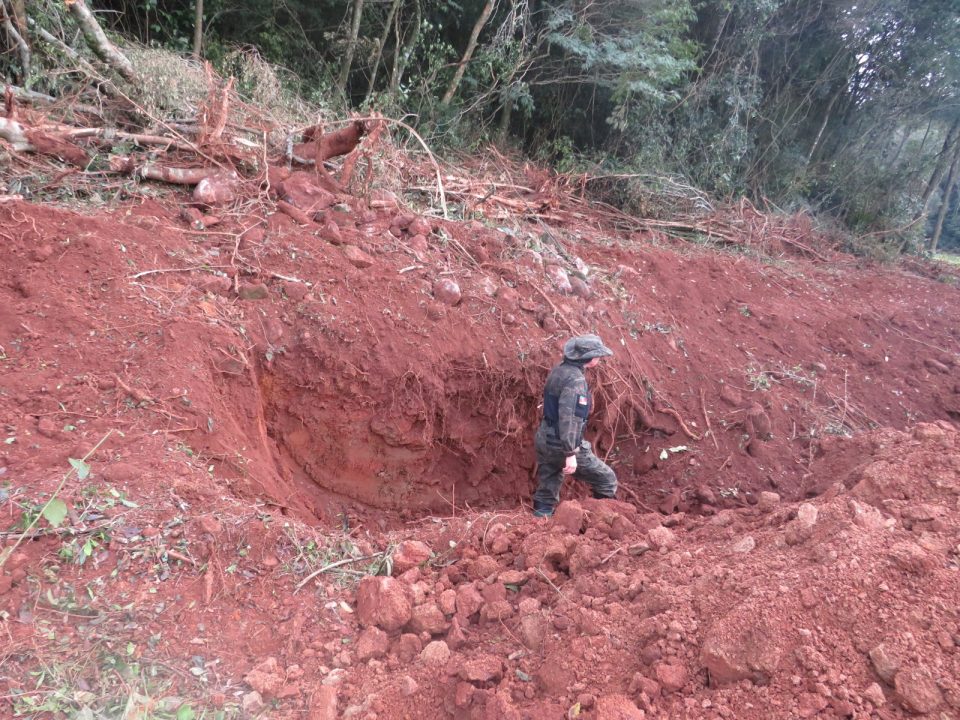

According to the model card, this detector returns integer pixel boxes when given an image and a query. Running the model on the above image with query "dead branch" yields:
[276,200,313,225]
[528,282,576,332]
[2,84,102,117]
[700,387,719,450]
[65,127,196,152]
[65,0,138,83]
[293,553,383,594]
[197,65,233,144]
[114,374,155,404]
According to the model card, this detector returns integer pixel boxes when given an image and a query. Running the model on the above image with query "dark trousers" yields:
[533,427,617,513]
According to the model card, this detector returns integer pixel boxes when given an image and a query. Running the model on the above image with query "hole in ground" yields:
[258,354,545,521]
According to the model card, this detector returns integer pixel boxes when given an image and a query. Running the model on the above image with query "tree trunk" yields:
[913,116,960,222]
[337,0,365,92]
[9,0,24,30]
[806,85,842,165]
[441,0,496,105]
[1,0,30,81]
[389,0,420,93]
[930,145,960,253]
[363,0,402,104]
[65,0,137,82]
[885,123,912,171]
[497,91,512,141]
[192,0,203,58]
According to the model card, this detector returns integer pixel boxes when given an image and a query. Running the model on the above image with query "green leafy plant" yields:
[1,431,112,571]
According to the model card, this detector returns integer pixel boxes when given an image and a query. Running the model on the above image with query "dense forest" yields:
[2,0,959,252]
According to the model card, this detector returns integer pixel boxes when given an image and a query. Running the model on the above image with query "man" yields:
[532,334,618,517]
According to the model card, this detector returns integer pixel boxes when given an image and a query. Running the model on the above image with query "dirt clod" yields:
[894,666,944,714]
[392,540,433,575]
[357,576,413,632]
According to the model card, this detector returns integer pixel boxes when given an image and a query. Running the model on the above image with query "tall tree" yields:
[931,145,960,252]
[1,0,30,81]
[338,0,366,92]
[364,0,403,103]
[389,0,420,93]
[193,0,203,57]
[441,0,496,105]
[914,117,960,223]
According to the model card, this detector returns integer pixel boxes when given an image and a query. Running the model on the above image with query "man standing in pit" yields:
[532,334,618,517]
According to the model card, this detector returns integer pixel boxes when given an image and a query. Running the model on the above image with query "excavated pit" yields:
[257,347,551,518]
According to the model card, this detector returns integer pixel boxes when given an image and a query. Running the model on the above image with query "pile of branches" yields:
[0,71,383,209]
[0,0,418,214]
[635,198,841,261]
[430,150,840,262]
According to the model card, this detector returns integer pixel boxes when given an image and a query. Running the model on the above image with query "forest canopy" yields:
[2,0,960,252]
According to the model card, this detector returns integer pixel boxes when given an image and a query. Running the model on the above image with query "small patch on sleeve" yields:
[574,394,589,418]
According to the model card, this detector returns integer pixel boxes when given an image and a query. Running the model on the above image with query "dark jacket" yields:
[539,360,592,456]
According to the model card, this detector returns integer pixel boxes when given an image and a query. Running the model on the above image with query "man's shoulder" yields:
[549,362,586,386]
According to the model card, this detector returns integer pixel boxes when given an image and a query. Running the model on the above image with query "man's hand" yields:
[563,455,577,475]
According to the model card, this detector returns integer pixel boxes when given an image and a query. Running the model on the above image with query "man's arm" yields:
[557,377,587,457]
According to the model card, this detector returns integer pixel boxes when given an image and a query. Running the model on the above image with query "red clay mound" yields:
[0,184,959,718]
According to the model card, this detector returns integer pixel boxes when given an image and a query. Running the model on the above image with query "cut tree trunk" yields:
[64,0,137,82]
[108,156,214,184]
[0,116,90,166]
[441,0,496,105]
[298,121,367,165]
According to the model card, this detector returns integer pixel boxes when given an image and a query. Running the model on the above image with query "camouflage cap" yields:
[563,334,614,361]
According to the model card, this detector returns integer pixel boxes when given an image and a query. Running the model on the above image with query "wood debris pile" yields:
[0,70,400,220]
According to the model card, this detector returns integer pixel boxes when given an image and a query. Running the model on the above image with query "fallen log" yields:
[26,128,89,166]
[65,0,138,83]
[108,156,214,184]
[3,84,103,117]
[0,116,89,166]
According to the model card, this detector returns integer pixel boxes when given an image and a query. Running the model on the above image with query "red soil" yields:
[1,177,958,719]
